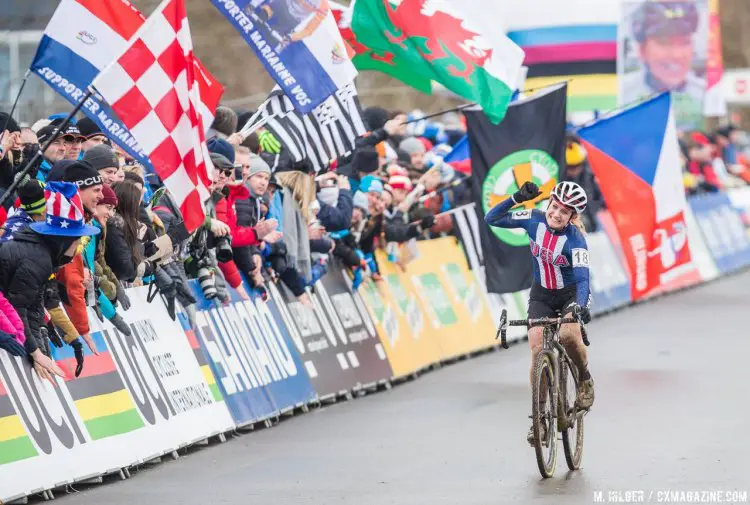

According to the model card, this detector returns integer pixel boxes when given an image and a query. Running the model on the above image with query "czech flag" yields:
[578,93,693,300]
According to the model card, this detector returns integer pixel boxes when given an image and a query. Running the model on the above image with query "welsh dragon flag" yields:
[331,1,431,93]
[351,0,525,123]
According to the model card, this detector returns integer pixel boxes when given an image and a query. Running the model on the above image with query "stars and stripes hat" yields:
[30,182,101,237]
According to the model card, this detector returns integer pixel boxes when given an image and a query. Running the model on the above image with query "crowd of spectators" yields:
[0,105,472,382]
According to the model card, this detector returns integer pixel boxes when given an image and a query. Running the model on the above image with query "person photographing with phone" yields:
[484,180,595,445]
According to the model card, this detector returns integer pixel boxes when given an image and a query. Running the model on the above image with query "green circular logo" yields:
[482,149,559,247]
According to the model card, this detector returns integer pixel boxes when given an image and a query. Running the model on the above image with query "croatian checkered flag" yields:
[91,0,223,232]
[261,81,367,172]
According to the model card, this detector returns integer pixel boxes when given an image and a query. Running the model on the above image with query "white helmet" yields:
[550,181,588,214]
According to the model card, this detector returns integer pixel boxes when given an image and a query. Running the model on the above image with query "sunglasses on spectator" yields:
[63,135,83,143]
[219,167,233,177]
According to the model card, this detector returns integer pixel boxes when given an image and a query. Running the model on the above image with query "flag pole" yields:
[0,69,31,133]
[0,89,93,208]
[403,79,573,125]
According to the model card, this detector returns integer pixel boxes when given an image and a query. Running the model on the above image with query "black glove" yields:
[573,304,591,325]
[71,338,84,377]
[38,326,51,357]
[116,283,131,311]
[93,305,104,322]
[419,215,435,232]
[0,330,26,357]
[512,181,541,203]
[46,322,64,348]
[110,314,132,336]
[144,240,159,259]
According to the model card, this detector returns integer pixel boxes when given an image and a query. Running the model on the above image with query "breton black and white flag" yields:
[260,82,367,172]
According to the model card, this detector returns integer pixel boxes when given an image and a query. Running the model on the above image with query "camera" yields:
[197,259,218,300]
[214,235,233,263]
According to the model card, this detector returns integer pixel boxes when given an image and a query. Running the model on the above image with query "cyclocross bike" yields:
[497,308,591,478]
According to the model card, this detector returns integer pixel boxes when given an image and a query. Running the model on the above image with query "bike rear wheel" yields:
[532,352,557,478]
[560,358,584,470]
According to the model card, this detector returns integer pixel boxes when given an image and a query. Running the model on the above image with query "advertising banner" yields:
[587,227,632,314]
[358,259,441,378]
[727,187,750,238]
[393,237,498,359]
[189,279,316,426]
[689,192,750,273]
[0,287,234,503]
[271,263,392,398]
[618,0,709,129]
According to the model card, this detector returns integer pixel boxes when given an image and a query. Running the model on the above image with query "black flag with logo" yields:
[466,83,567,294]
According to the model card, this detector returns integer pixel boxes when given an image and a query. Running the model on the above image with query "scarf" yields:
[281,186,311,281]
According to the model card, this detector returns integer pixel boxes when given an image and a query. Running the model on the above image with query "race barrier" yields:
[3,196,750,502]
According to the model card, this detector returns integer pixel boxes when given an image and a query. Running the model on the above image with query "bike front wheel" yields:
[560,358,584,470]
[532,352,557,478]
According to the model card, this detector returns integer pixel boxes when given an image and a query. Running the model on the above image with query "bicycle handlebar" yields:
[496,310,590,349]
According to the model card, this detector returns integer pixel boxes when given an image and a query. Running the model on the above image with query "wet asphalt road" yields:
[55,272,750,505]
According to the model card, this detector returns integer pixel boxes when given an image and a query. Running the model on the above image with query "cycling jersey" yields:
[484,197,591,308]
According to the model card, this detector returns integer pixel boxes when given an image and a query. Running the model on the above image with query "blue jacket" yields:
[317,189,353,232]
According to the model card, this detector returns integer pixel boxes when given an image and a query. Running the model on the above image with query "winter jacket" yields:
[207,191,243,289]
[105,214,138,282]
[0,290,25,345]
[220,185,263,248]
[317,189,353,232]
[0,229,71,354]
[56,252,89,336]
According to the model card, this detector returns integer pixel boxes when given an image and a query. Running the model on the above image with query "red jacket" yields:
[213,186,257,289]
[687,160,721,189]
[218,184,262,248]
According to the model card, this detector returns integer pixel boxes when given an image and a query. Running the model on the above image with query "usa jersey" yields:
[485,198,591,307]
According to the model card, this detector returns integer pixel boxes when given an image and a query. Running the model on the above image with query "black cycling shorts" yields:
[527,282,577,319]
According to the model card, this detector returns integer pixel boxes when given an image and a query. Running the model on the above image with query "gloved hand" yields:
[70,338,84,377]
[46,322,64,348]
[513,181,541,203]
[110,314,132,336]
[93,305,104,322]
[258,130,282,154]
[144,240,159,259]
[116,282,131,311]
[573,304,591,325]
[419,215,435,231]
[38,326,51,357]
[0,330,25,357]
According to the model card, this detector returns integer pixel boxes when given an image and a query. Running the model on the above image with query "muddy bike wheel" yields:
[532,352,557,478]
[560,358,584,470]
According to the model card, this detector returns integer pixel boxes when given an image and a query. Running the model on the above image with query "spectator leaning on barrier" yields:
[686,132,721,192]
[0,182,100,381]
[52,161,104,355]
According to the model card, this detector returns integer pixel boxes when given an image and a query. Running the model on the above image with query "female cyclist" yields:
[485,180,594,445]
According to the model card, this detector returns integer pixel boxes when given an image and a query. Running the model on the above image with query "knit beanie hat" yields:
[247,153,271,178]
[352,191,369,213]
[18,180,46,215]
[388,175,413,192]
[100,184,118,206]
[77,117,104,139]
[399,137,426,156]
[360,175,383,194]
[63,160,103,189]
[0,112,20,133]
[207,138,235,164]
[83,144,118,171]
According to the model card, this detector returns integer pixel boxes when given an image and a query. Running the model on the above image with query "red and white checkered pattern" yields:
[92,0,223,232]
